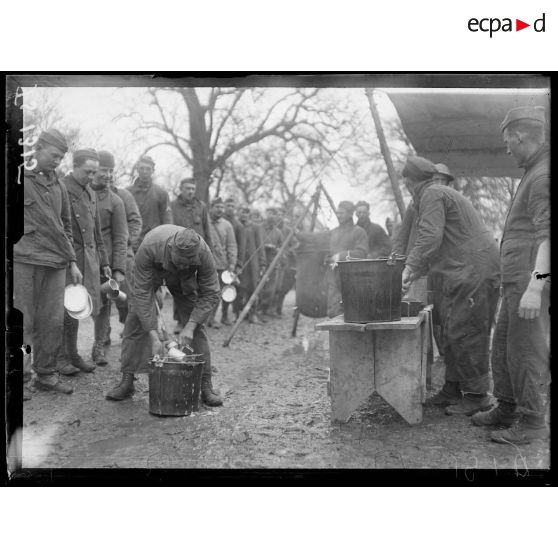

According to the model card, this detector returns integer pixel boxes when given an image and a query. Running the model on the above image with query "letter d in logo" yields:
[534,13,546,32]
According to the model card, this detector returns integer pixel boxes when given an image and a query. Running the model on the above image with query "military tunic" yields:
[171,195,213,251]
[405,180,500,393]
[14,168,77,375]
[121,225,220,375]
[62,173,109,316]
[127,178,172,246]
[492,144,550,417]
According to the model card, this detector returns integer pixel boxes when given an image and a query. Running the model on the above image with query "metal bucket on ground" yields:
[148,354,205,416]
[338,256,406,323]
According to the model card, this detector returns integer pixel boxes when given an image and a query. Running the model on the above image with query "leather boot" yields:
[490,414,549,445]
[91,342,108,366]
[445,393,492,416]
[106,373,135,400]
[34,373,73,395]
[201,373,223,406]
[424,381,462,406]
[471,401,518,427]
[63,314,96,373]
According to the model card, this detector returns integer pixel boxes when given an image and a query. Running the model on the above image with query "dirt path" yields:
[22,292,549,471]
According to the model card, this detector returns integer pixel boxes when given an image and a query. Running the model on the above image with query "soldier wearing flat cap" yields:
[472,106,550,445]
[400,156,500,417]
[57,148,110,376]
[127,155,172,246]
[89,150,129,365]
[14,129,83,395]
[106,225,223,406]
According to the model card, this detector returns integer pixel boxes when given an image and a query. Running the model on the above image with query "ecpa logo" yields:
[468,13,546,37]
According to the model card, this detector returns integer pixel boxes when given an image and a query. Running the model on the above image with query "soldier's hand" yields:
[401,266,413,295]
[518,285,543,320]
[113,271,125,285]
[102,265,112,278]
[179,322,196,352]
[69,262,83,285]
[149,330,164,357]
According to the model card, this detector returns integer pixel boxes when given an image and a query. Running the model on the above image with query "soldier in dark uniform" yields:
[273,207,296,316]
[236,205,267,323]
[223,196,246,323]
[90,150,128,365]
[400,156,500,416]
[354,200,392,258]
[105,225,223,406]
[297,201,369,318]
[59,149,111,376]
[127,155,172,246]
[259,207,284,317]
[472,106,550,445]
[14,129,82,395]
[170,177,213,331]
[170,177,213,248]
[110,167,142,332]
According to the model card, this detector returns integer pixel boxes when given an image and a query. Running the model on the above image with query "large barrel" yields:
[338,258,406,323]
[295,232,330,318]
[148,355,204,416]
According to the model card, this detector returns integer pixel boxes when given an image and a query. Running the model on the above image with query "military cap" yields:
[171,228,201,263]
[402,156,437,182]
[500,106,546,133]
[434,163,454,181]
[355,200,370,210]
[73,148,99,165]
[238,205,251,214]
[338,201,355,213]
[211,196,224,206]
[38,128,69,152]
[98,150,115,168]
[179,177,195,186]
[136,155,155,168]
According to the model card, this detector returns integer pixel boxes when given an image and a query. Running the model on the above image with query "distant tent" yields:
[386,89,550,179]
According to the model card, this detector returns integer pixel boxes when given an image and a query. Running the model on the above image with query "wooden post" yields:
[223,184,322,347]
[365,88,406,219]
[319,181,338,214]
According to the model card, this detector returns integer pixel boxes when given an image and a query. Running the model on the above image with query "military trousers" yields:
[121,298,212,376]
[440,277,499,394]
[13,262,66,375]
[491,282,550,418]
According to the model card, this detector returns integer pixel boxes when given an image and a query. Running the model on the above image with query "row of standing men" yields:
[16,136,306,401]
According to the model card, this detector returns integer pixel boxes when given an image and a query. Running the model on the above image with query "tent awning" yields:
[386,89,550,178]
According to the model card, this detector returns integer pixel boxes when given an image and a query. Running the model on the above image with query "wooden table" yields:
[316,310,431,425]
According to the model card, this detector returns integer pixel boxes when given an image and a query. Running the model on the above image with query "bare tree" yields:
[117,87,363,204]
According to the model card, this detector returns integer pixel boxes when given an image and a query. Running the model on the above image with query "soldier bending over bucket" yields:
[106,225,223,406]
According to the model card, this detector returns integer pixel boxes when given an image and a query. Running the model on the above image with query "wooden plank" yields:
[328,331,375,422]
[374,328,423,424]
[316,313,424,332]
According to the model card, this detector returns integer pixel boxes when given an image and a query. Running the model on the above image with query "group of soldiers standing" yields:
[15,103,550,447]
[16,136,299,403]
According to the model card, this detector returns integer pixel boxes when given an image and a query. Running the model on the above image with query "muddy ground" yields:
[21,291,549,472]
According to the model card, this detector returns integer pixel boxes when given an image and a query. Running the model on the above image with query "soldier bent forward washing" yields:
[106,225,223,406]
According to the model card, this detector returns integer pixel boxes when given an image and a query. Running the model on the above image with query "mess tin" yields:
[64,284,89,313]
[100,278,120,300]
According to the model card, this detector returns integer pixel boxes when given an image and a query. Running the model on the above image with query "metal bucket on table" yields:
[148,354,205,416]
[338,256,406,323]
